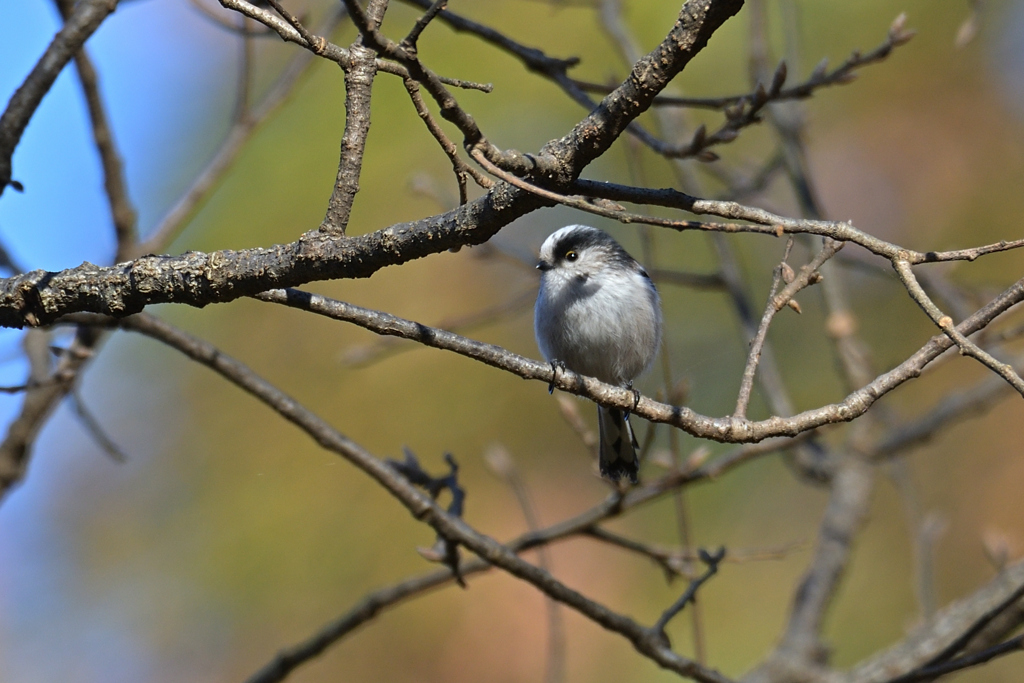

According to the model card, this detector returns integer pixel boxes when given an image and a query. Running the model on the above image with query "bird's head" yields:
[536,225,636,283]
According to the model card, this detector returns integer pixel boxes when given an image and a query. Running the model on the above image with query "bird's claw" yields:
[548,360,566,394]
[625,381,641,418]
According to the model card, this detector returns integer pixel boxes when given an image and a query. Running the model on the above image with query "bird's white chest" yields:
[535,269,659,385]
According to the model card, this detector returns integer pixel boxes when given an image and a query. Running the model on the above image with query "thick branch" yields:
[0,1,756,327]
[844,561,1024,683]
[320,42,378,235]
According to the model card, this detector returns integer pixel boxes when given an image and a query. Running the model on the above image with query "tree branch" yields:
[109,311,734,683]
[250,277,1024,444]
[136,7,350,256]
[893,259,1024,398]
[217,0,492,91]
[319,21,381,234]
[845,561,1024,683]
[0,0,118,196]
[56,0,137,260]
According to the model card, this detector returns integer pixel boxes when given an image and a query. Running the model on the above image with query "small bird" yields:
[534,225,663,483]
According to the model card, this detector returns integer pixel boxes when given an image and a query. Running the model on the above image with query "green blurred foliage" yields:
[42,0,1024,681]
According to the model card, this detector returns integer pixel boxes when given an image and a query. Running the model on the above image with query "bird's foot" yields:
[548,360,566,395]
[625,381,641,417]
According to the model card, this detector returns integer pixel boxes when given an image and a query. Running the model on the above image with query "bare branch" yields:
[56,0,138,260]
[217,0,491,91]
[245,566,465,683]
[870,370,1016,459]
[401,0,448,50]
[0,2,758,327]
[0,0,130,506]
[568,179,1024,264]
[884,635,1024,683]
[585,527,805,577]
[893,259,1024,398]
[579,14,914,114]
[263,0,323,52]
[238,434,803,683]
[653,548,726,639]
[188,0,275,36]
[250,273,1024,444]
[402,78,493,206]
[137,7,350,256]
[846,561,1024,683]
[0,327,98,500]
[68,387,127,463]
[233,15,255,124]
[648,268,726,291]
[109,311,734,683]
[341,286,533,367]
[0,0,118,196]
[734,239,841,418]
[319,38,379,235]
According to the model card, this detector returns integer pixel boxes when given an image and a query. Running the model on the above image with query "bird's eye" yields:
[564,250,578,262]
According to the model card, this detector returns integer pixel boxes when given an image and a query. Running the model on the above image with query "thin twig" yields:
[869,367,1018,459]
[218,0,492,91]
[264,0,325,53]
[402,78,492,205]
[401,0,447,49]
[0,327,98,499]
[56,0,138,261]
[0,0,118,196]
[136,8,349,255]
[734,239,842,418]
[893,259,1024,398]
[554,395,599,458]
[68,387,127,463]
[652,548,726,639]
[578,16,914,112]
[647,268,726,291]
[341,286,534,367]
[188,0,274,35]
[233,15,254,124]
[585,527,804,578]
[733,239,792,418]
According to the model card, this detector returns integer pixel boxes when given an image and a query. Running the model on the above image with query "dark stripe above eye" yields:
[553,227,637,269]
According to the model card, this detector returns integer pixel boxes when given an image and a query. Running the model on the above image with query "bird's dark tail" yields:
[597,406,639,483]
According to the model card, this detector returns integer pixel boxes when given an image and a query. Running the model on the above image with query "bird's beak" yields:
[536,260,552,271]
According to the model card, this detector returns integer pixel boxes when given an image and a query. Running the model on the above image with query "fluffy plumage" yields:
[534,225,662,482]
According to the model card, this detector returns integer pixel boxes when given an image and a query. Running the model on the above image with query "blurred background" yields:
[1,0,1023,681]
